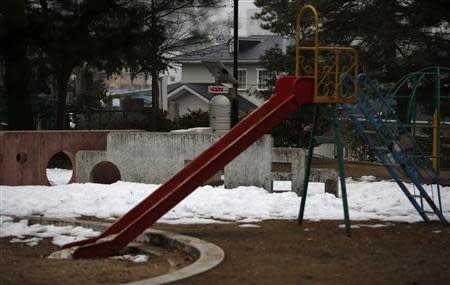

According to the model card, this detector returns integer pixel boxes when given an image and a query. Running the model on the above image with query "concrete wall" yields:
[314,143,335,159]
[270,147,306,194]
[76,132,273,190]
[224,136,272,190]
[0,131,109,186]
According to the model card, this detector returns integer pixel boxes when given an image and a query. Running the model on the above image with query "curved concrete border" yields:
[20,216,225,285]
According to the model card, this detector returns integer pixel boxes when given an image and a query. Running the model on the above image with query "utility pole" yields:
[231,0,239,126]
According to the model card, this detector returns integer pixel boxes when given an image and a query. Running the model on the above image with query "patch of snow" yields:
[359,175,377,182]
[0,216,100,247]
[238,224,260,228]
[170,127,212,134]
[110,254,149,263]
[273,181,292,191]
[339,223,394,229]
[1,180,449,225]
[48,248,76,260]
[10,237,41,246]
[432,230,442,234]
[46,168,73,185]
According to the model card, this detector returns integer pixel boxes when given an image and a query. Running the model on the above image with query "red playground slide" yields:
[62,76,314,258]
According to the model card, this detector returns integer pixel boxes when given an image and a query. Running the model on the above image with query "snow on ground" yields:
[46,168,73,185]
[0,216,99,246]
[1,169,449,248]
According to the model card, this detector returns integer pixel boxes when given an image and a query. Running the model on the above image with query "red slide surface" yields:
[63,76,314,258]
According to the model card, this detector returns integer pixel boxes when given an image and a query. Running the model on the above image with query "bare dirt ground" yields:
[0,239,176,285]
[313,158,450,185]
[313,158,392,180]
[1,160,449,285]
[1,221,450,285]
[155,220,450,285]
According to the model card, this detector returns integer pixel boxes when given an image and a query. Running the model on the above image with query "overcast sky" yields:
[217,0,266,35]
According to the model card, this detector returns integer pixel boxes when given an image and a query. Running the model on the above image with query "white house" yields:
[168,35,289,117]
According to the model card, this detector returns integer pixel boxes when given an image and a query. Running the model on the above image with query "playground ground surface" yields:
[1,220,450,285]
[1,159,450,284]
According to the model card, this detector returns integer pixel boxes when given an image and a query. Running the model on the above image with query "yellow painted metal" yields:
[295,5,359,104]
[433,110,438,170]
[296,4,319,78]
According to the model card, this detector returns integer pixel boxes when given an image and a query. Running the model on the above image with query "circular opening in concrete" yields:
[91,161,121,184]
[46,152,73,185]
[16,152,28,164]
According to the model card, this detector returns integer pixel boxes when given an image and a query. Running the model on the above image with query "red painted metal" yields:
[0,131,109,186]
[63,76,315,258]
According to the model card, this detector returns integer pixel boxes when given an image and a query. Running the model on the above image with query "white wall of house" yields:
[181,62,266,107]
[170,92,209,115]
[181,63,261,87]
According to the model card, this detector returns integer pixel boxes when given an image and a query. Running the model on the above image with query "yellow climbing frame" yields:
[296,5,359,104]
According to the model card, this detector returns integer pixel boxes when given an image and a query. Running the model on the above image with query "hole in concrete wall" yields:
[46,152,73,185]
[271,162,292,173]
[16,152,28,164]
[91,161,121,184]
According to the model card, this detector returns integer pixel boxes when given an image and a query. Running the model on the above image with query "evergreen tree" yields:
[1,0,221,129]
[253,0,449,147]
[0,0,35,130]
[254,0,450,83]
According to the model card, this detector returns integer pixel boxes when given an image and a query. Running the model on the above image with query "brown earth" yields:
[0,238,190,285]
[312,158,450,185]
[1,160,449,284]
[313,158,392,180]
[1,220,450,285]
[155,220,450,285]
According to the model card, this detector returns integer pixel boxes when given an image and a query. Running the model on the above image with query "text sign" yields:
[208,86,229,94]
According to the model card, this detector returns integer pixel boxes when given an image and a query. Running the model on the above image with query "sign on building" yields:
[208,86,229,94]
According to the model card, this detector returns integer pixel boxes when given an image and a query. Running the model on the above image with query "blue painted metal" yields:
[341,74,448,225]
[341,103,430,223]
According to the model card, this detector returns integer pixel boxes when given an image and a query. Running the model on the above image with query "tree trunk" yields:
[55,67,73,130]
[151,69,159,112]
[2,0,35,130]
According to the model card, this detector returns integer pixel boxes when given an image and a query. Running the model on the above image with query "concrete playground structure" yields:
[0,131,109,186]
[0,130,338,195]
[75,131,310,194]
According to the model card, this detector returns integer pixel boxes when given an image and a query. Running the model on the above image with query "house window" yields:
[257,69,269,90]
[237,69,247,90]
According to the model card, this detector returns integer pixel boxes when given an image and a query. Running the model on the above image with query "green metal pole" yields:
[298,104,319,225]
[436,67,441,177]
[332,104,352,236]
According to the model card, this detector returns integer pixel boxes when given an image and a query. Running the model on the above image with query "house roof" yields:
[167,82,257,112]
[173,35,286,63]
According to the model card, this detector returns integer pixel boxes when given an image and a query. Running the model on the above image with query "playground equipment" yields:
[294,5,359,235]
[387,67,450,176]
[0,131,109,186]
[341,74,448,224]
[61,5,358,258]
[61,5,447,259]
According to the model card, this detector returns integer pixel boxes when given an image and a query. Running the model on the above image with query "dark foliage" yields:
[174,109,209,130]
[253,0,450,150]
[0,0,220,129]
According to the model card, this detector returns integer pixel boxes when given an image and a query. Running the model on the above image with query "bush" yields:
[174,109,209,130]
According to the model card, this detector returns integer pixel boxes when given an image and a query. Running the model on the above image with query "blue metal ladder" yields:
[341,74,448,225]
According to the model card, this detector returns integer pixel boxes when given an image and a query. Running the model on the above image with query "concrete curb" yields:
[20,216,225,285]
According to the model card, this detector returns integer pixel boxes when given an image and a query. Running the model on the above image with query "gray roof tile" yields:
[174,35,285,62]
